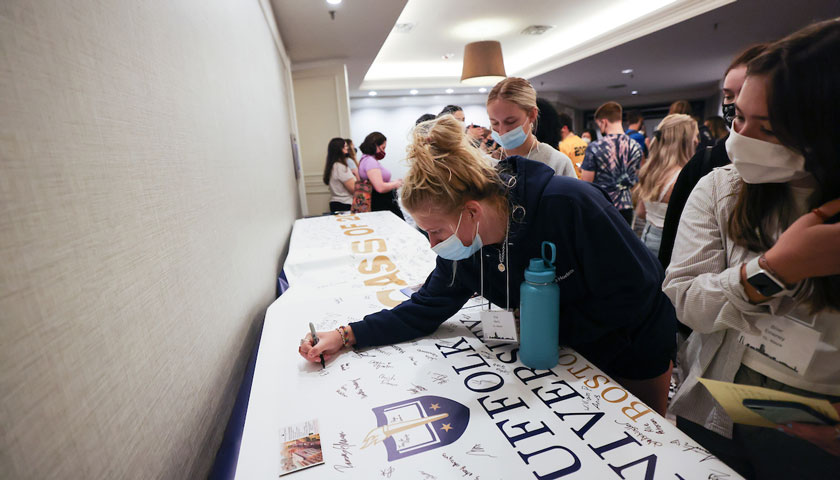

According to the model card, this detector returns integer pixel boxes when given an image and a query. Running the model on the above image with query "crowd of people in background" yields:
[313,17,840,480]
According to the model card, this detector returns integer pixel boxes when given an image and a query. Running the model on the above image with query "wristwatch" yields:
[745,255,796,298]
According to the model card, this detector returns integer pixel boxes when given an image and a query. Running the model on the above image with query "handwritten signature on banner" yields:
[335,214,412,308]
[332,431,355,473]
[432,316,704,480]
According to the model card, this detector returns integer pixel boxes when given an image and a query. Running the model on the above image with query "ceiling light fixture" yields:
[631,90,639,95]
[521,25,555,35]
[461,40,507,86]
[410,89,419,95]
[326,0,342,4]
[445,88,454,94]
[621,68,634,74]
[368,91,378,96]
[479,87,487,93]
[453,18,514,39]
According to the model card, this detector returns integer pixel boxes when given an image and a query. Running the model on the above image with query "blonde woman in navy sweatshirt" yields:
[300,115,676,414]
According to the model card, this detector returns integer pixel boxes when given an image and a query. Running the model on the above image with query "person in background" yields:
[580,128,597,144]
[664,19,840,478]
[323,137,356,212]
[415,113,436,125]
[704,116,729,144]
[486,77,576,177]
[625,110,649,159]
[358,132,404,219]
[437,105,483,145]
[300,115,677,415]
[633,114,698,257]
[580,101,643,224]
[534,98,562,150]
[345,138,360,180]
[438,105,465,123]
[465,123,485,147]
[557,112,587,178]
[658,44,768,269]
[668,100,691,115]
[669,100,715,152]
[479,127,502,159]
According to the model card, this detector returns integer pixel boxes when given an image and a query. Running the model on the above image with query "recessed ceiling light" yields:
[521,25,555,35]
[478,87,487,93]
[410,89,419,95]
[631,90,639,95]
[368,91,377,96]
[621,68,634,74]
[453,18,514,39]
[394,23,415,33]
[442,53,455,60]
[445,88,454,94]
[326,0,342,5]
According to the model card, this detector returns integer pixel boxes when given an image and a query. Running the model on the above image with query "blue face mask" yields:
[491,123,528,150]
[431,211,482,260]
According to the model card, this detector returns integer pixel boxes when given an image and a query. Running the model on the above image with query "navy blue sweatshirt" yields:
[350,157,676,379]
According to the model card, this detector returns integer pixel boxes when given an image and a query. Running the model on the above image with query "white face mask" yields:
[726,130,808,184]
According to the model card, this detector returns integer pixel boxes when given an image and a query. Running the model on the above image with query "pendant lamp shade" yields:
[461,40,507,86]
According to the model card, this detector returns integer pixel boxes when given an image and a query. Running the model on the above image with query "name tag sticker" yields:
[481,310,518,343]
[738,315,821,374]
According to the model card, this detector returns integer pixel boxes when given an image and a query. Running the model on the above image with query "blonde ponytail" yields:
[402,115,506,215]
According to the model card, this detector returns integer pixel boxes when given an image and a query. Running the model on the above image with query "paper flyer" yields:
[279,419,324,476]
[698,378,839,427]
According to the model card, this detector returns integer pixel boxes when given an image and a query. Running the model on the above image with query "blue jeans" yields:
[642,222,662,257]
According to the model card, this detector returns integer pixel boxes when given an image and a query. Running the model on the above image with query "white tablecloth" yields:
[235,212,741,479]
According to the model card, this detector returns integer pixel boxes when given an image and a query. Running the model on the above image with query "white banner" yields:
[236,212,742,479]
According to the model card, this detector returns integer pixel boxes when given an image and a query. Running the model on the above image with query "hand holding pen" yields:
[298,324,354,365]
[309,322,325,368]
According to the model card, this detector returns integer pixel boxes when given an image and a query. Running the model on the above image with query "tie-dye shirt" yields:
[580,133,643,210]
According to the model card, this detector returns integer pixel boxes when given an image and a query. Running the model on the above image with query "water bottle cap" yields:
[525,258,555,283]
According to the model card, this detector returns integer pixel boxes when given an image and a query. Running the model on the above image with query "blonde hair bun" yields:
[402,115,504,214]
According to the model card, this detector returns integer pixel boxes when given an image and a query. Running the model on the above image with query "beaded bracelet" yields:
[336,325,350,348]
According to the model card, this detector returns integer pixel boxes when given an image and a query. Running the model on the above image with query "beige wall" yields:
[0,1,300,478]
[292,64,352,215]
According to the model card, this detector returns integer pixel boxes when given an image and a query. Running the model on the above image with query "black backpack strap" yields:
[702,145,714,173]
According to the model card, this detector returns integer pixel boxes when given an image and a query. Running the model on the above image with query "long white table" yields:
[235,212,742,479]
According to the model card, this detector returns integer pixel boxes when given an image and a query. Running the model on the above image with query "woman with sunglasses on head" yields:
[301,113,677,415]
[664,19,840,478]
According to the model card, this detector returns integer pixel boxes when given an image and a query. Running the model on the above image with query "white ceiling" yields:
[268,0,408,90]
[530,0,840,108]
[271,0,840,106]
[360,0,732,91]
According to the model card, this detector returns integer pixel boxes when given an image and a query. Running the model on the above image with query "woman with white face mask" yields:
[300,114,677,415]
[663,19,840,479]
[658,44,768,269]
[486,77,577,178]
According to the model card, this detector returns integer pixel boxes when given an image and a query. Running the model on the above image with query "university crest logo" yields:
[360,395,470,461]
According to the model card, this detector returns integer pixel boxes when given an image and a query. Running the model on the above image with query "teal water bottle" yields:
[519,241,560,369]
